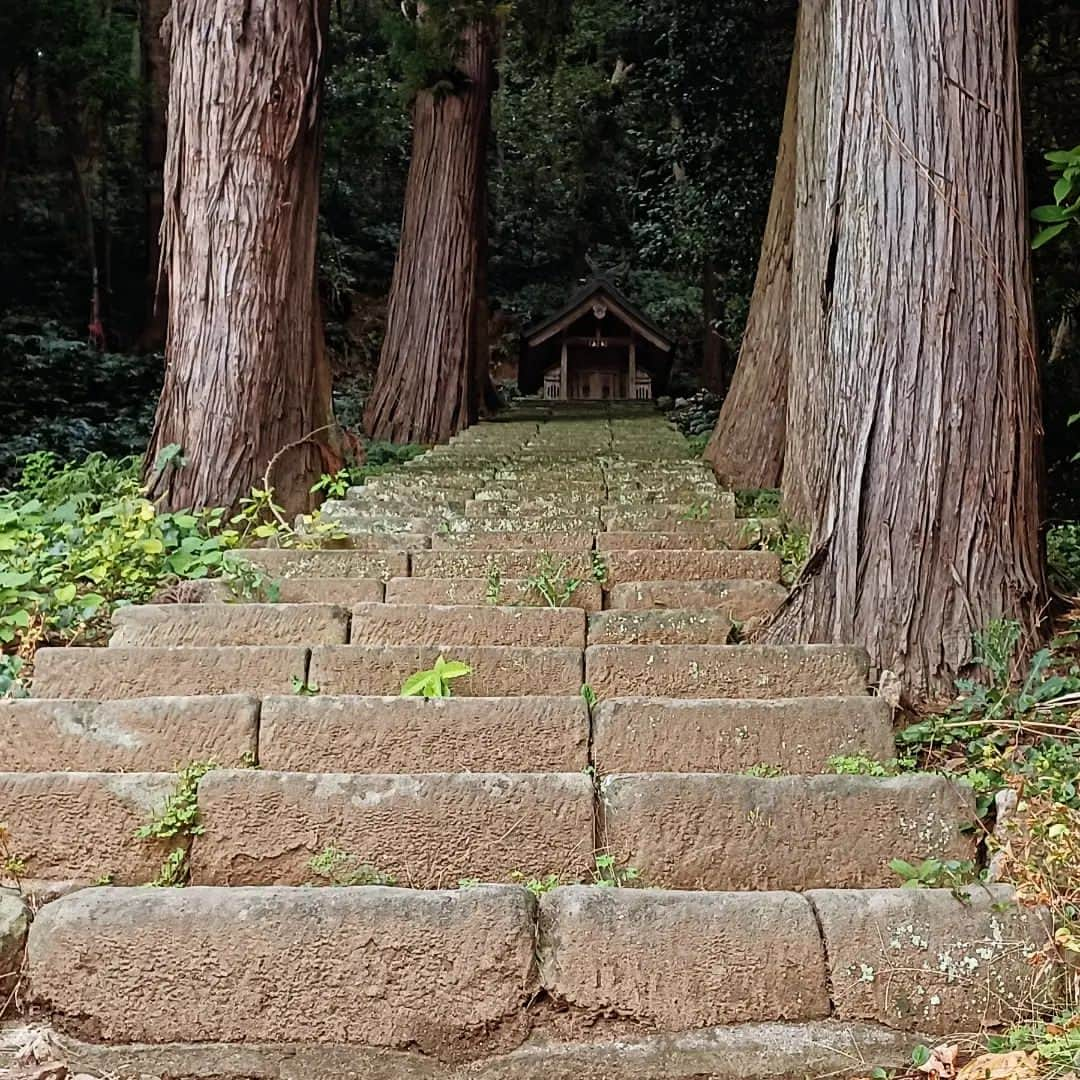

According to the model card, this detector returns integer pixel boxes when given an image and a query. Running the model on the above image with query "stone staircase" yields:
[0,413,1050,1078]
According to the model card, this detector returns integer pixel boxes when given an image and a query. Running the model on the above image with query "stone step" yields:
[190,771,595,887]
[410,550,595,580]
[591,697,895,773]
[601,497,735,522]
[431,530,595,552]
[27,885,536,1047]
[599,773,977,890]
[584,644,869,698]
[0,772,177,885]
[308,645,583,696]
[603,550,780,586]
[587,610,733,645]
[385,577,604,612]
[232,549,408,581]
[23,1023,925,1079]
[25,885,1043,1053]
[251,577,385,605]
[110,604,350,648]
[32,646,308,699]
[259,696,588,773]
[608,579,788,620]
[0,696,257,772]
[349,603,586,648]
[598,524,779,550]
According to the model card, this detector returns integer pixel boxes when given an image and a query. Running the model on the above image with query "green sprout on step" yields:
[525,555,583,608]
[400,655,472,698]
[580,683,598,709]
[592,852,642,888]
[291,675,320,696]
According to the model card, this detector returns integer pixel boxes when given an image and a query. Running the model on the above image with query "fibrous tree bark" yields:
[137,0,171,351]
[770,0,1046,700]
[703,25,798,489]
[145,0,336,514]
[364,15,494,444]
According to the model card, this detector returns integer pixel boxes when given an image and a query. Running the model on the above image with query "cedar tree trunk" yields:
[145,0,335,514]
[703,25,798,489]
[364,19,494,444]
[770,0,1046,701]
[138,0,170,351]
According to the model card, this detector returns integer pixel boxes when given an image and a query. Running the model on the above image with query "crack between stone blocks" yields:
[250,697,263,768]
[804,892,836,1017]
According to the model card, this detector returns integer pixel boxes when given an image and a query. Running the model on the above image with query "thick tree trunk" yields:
[703,26,798,489]
[137,0,170,351]
[363,19,494,444]
[770,0,1046,701]
[144,0,335,514]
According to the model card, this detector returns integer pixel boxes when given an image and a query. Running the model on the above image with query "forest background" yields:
[0,0,1077,519]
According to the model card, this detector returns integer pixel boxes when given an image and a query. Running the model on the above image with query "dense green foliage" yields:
[0,0,1077,511]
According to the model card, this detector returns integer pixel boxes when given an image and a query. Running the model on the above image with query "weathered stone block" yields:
[110,604,349,647]
[350,604,586,648]
[231,549,408,581]
[597,527,770,551]
[809,886,1053,1034]
[432,531,594,552]
[587,610,732,646]
[385,577,603,612]
[474,1022,935,1080]
[538,887,829,1027]
[274,577,384,604]
[607,579,788,620]
[0,696,257,772]
[27,885,537,1048]
[603,550,780,585]
[32,646,308,699]
[592,697,896,774]
[600,774,977,890]
[585,644,869,699]
[192,771,595,886]
[309,645,583,696]
[0,772,179,884]
[0,892,29,1010]
[410,551,594,580]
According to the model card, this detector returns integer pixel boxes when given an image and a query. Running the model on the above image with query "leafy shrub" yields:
[1048,523,1080,594]
[1032,144,1080,249]
[0,320,161,486]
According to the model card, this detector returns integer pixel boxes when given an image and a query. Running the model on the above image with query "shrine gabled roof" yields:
[524,276,674,352]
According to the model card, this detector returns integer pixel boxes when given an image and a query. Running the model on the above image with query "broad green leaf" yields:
[1054,176,1074,203]
[438,661,473,679]
[0,571,33,588]
[141,538,165,555]
[400,671,434,697]
[54,583,77,605]
[1033,222,1071,249]
[1032,204,1072,223]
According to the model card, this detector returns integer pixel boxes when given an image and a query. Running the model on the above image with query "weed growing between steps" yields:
[309,441,426,498]
[0,823,27,892]
[400,656,473,697]
[136,761,216,887]
[524,556,584,608]
[308,844,396,887]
